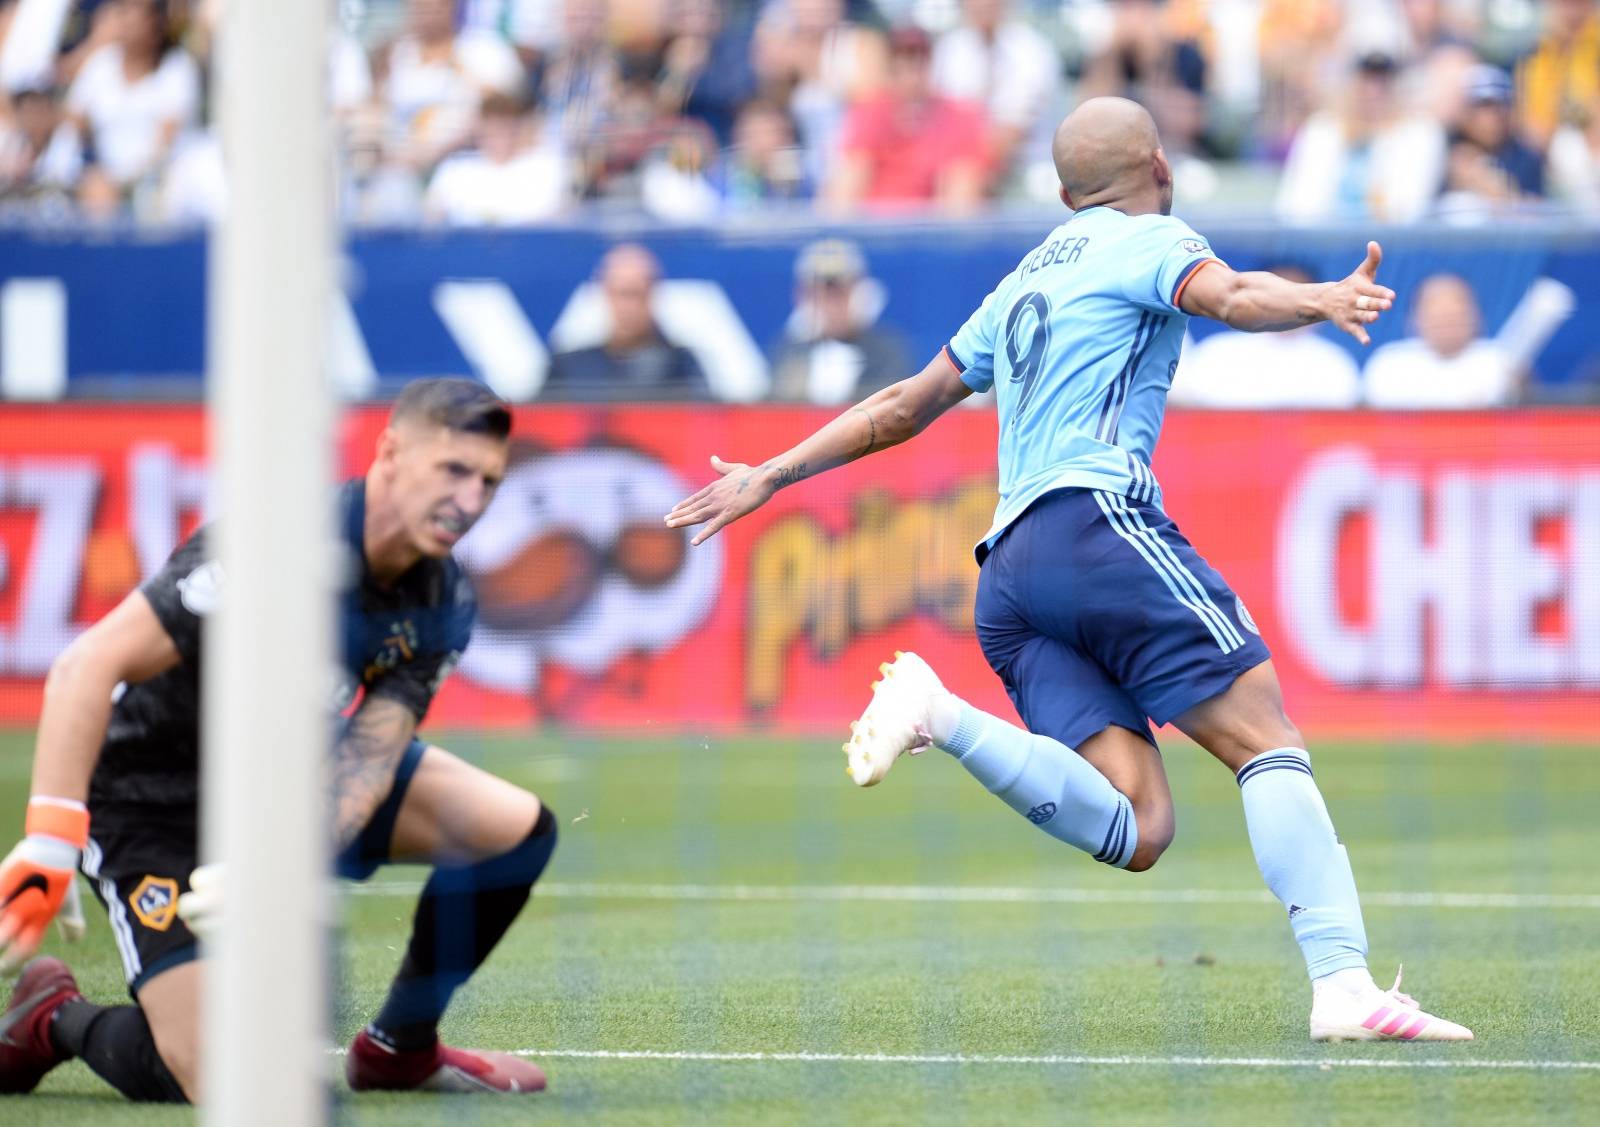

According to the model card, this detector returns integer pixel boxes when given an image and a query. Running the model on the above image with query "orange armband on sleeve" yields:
[24,797,90,849]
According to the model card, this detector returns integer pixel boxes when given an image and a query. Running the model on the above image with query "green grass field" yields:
[1,730,1597,1125]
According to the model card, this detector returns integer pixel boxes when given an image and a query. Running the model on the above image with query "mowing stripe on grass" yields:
[325,1047,1600,1072]
[350,880,1600,911]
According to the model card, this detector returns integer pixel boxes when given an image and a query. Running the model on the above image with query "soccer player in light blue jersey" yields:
[667,98,1472,1043]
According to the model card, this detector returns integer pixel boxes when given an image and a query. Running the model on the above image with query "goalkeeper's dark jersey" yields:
[88,479,477,808]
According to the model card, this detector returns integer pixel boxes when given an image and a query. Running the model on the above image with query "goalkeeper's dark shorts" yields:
[82,738,427,996]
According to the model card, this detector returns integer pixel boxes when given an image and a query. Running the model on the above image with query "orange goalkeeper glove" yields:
[0,798,90,975]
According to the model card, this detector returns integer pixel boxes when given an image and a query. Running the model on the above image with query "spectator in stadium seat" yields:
[374,0,525,172]
[769,238,910,405]
[63,0,199,196]
[1363,274,1516,408]
[544,244,710,401]
[825,25,990,213]
[1275,49,1445,224]
[1171,264,1360,409]
[930,0,1063,194]
[1436,65,1546,222]
[582,56,716,203]
[536,0,621,159]
[424,92,572,225]
[752,0,888,188]
[655,0,758,146]
[713,97,812,209]
[0,87,81,205]
[1516,0,1600,152]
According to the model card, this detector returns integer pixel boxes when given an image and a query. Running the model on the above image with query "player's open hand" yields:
[1324,241,1394,346]
[665,455,775,546]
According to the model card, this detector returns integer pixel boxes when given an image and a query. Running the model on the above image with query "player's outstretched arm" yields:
[666,354,973,545]
[1180,241,1395,345]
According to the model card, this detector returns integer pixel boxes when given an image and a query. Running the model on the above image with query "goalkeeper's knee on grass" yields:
[368,804,558,1051]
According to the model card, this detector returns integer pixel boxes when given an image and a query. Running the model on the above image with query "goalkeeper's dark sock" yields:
[50,999,188,1103]
[371,803,558,1051]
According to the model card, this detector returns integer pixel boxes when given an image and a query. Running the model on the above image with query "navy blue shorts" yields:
[975,488,1271,749]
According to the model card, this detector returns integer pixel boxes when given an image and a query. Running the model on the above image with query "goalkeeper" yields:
[0,379,554,1100]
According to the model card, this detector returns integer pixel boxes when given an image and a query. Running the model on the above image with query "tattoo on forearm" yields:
[330,697,416,850]
[851,407,878,456]
[772,463,808,490]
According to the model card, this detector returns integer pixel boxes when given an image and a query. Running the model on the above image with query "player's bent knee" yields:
[470,802,558,890]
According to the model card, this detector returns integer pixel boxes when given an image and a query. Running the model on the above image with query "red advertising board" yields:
[0,405,1594,741]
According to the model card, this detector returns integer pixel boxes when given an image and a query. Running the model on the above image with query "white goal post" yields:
[204,0,332,1122]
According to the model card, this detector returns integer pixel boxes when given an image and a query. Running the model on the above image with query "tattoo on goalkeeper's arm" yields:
[330,696,417,850]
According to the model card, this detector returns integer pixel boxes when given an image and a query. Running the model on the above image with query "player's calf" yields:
[848,652,1146,870]
[365,803,558,1057]
[1075,726,1175,874]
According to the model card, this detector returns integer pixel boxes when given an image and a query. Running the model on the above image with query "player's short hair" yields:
[389,378,512,440]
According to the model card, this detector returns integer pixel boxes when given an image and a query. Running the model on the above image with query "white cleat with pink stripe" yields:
[1309,967,1474,1043]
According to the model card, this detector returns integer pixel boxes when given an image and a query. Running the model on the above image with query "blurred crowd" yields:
[4,0,1600,225]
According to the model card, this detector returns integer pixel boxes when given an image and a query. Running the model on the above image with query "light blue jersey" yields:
[945,206,1221,560]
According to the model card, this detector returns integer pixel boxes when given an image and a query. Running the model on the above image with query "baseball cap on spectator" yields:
[888,25,933,58]
[1464,65,1513,106]
[796,239,866,286]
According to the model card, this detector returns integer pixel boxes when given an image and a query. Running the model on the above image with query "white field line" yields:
[349,880,1600,911]
[326,1046,1600,1072]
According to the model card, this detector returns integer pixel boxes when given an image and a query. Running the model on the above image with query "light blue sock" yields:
[1236,748,1369,979]
[941,702,1137,868]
